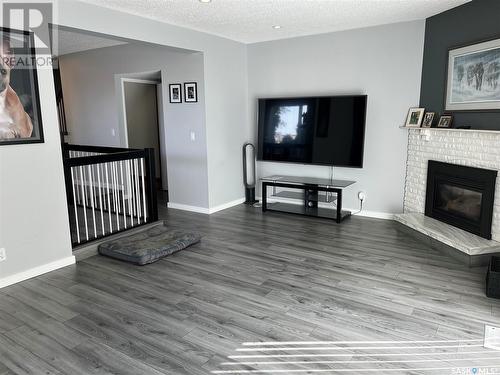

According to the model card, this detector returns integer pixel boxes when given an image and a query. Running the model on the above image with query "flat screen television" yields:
[257,95,367,168]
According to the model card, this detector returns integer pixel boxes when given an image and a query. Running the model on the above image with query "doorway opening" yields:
[119,72,168,203]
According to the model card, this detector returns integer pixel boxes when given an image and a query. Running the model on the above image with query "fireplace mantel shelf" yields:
[395,213,500,258]
[400,126,500,134]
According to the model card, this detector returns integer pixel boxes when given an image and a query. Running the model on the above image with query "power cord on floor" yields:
[351,197,364,216]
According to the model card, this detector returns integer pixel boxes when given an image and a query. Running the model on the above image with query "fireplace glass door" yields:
[435,181,483,223]
[425,160,497,239]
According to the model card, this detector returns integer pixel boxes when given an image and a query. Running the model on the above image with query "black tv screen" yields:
[257,95,367,167]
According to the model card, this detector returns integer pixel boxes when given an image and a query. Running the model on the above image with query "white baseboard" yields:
[257,196,394,220]
[345,209,395,220]
[168,198,245,215]
[208,198,245,214]
[0,256,76,289]
[167,198,395,220]
[167,202,210,214]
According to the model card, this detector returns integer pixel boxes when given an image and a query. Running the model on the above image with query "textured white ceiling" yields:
[78,0,470,44]
[55,28,127,56]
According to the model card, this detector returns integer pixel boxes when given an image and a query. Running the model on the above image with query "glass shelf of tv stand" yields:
[261,175,356,204]
[260,175,355,188]
[271,190,337,203]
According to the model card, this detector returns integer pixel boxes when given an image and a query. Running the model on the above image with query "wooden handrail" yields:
[63,143,139,154]
[64,150,147,167]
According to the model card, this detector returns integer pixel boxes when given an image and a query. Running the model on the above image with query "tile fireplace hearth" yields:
[397,160,499,267]
[395,212,500,266]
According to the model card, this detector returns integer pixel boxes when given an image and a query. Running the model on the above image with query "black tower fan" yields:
[243,142,258,204]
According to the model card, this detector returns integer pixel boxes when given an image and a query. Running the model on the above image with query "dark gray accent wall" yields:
[420,0,500,130]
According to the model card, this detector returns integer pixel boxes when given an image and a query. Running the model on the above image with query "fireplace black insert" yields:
[425,161,497,239]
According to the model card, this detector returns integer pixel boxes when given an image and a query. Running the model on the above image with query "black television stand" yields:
[261,175,356,223]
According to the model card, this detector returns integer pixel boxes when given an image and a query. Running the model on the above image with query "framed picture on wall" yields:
[0,27,44,146]
[169,83,182,103]
[445,37,500,111]
[184,82,198,103]
[404,107,425,128]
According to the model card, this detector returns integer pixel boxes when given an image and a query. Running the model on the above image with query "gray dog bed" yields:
[98,224,201,265]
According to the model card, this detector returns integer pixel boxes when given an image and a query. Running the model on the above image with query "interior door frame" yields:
[120,77,167,191]
[119,77,160,148]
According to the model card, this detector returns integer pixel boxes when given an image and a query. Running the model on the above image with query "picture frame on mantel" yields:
[422,112,435,128]
[403,107,425,128]
[445,37,500,111]
[437,115,453,128]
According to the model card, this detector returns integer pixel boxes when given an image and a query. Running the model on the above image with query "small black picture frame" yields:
[169,83,182,103]
[437,114,453,128]
[184,82,198,103]
[422,112,435,128]
[0,27,44,146]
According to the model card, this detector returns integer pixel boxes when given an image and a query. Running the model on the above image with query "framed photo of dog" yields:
[0,27,43,146]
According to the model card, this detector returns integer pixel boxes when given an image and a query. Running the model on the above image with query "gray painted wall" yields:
[420,0,500,130]
[59,43,210,208]
[0,54,73,281]
[247,21,426,214]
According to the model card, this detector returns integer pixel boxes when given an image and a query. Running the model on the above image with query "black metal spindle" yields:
[62,143,158,247]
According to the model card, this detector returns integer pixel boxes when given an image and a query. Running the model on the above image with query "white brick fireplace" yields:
[403,128,500,242]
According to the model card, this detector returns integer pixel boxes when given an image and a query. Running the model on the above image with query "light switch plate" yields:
[484,325,500,350]
[0,248,6,262]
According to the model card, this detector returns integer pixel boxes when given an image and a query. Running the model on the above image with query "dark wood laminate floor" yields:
[1,203,500,374]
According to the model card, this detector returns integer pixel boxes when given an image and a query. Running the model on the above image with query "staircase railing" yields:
[62,143,158,247]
